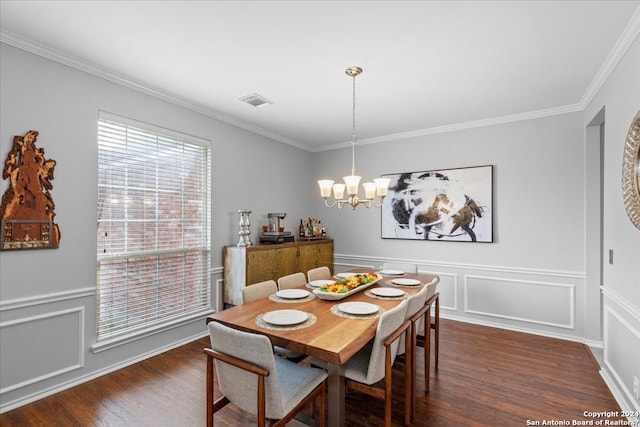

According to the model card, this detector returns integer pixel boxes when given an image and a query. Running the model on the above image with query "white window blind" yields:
[97,113,211,340]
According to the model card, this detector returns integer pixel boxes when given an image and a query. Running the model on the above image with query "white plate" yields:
[308,279,336,288]
[262,309,308,326]
[338,302,379,315]
[275,289,310,299]
[379,269,405,276]
[371,287,405,297]
[391,278,422,286]
[335,272,357,279]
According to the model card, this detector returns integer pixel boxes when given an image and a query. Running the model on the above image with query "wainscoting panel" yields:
[464,275,575,329]
[603,294,640,412]
[0,307,84,394]
[429,271,458,311]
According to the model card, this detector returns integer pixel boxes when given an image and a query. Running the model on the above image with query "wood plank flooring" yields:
[0,319,624,426]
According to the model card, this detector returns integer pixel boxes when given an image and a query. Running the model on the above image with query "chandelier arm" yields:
[369,197,386,208]
[324,198,350,209]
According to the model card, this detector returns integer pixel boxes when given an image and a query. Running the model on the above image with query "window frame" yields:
[93,111,213,351]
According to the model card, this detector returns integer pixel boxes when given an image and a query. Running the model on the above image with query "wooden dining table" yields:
[207,268,439,426]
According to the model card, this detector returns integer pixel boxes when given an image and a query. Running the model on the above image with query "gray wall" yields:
[0,43,313,410]
[1,33,638,414]
[584,35,640,412]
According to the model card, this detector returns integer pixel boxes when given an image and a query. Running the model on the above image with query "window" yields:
[96,112,211,341]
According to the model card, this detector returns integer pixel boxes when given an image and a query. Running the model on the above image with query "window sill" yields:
[91,309,215,353]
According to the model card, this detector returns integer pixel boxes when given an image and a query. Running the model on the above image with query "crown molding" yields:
[579,5,640,109]
[0,29,308,151]
[3,3,639,155]
[312,103,583,152]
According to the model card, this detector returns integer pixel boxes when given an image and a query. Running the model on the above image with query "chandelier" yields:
[318,66,390,209]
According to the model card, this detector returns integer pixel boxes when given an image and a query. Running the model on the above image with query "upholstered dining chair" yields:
[242,280,306,363]
[205,321,327,427]
[396,283,430,418]
[415,278,440,393]
[310,299,411,426]
[242,280,278,303]
[277,272,307,290]
[382,262,418,273]
[306,266,331,283]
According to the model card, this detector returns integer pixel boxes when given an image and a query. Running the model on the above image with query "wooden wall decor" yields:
[0,130,61,250]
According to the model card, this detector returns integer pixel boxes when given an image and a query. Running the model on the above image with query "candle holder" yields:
[237,210,252,246]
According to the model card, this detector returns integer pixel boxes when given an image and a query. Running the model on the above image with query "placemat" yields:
[330,304,384,319]
[256,312,317,331]
[386,279,424,288]
[268,293,316,303]
[364,289,407,300]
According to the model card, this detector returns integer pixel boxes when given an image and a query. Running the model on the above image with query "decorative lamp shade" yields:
[318,180,334,198]
[343,175,361,196]
[362,182,376,199]
[374,177,391,197]
[332,183,346,200]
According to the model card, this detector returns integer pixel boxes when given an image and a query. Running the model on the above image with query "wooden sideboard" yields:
[223,239,333,305]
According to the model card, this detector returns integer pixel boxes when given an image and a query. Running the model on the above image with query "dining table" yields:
[207,267,439,427]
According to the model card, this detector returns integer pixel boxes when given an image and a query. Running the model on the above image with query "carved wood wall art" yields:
[0,130,61,250]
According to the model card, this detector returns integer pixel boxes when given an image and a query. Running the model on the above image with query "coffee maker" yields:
[260,212,294,244]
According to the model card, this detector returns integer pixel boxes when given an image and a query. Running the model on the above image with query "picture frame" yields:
[381,165,493,242]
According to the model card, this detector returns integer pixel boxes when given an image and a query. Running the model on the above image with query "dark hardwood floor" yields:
[0,319,624,426]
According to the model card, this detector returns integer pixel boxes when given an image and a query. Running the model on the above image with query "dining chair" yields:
[242,280,278,303]
[311,299,411,426]
[415,278,440,393]
[306,266,331,282]
[205,321,327,427]
[241,279,306,363]
[396,283,430,418]
[277,272,307,290]
[382,262,418,273]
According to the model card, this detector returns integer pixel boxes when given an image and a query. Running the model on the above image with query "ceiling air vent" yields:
[239,93,273,108]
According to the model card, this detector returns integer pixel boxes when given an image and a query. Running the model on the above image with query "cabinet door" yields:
[273,246,298,279]
[246,249,275,285]
[317,240,334,274]
[298,241,334,275]
[297,243,320,275]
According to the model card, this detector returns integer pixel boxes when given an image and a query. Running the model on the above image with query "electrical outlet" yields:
[634,376,639,401]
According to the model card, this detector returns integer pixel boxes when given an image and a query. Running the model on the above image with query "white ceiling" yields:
[1,1,639,152]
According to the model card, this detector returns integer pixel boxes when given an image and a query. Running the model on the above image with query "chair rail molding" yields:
[0,287,96,311]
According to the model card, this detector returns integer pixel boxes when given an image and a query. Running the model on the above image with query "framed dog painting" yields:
[381,165,493,242]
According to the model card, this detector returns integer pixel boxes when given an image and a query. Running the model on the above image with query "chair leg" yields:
[425,307,431,393]
[206,355,213,427]
[405,328,412,426]
[433,294,440,369]
[411,323,418,418]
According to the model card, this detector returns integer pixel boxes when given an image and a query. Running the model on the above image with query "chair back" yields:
[208,322,285,417]
[406,284,429,319]
[307,266,331,282]
[277,272,307,290]
[382,262,418,273]
[397,283,430,355]
[364,299,408,384]
[424,277,439,300]
[242,280,277,303]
